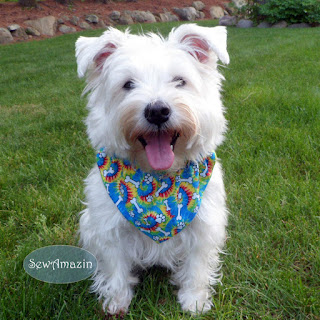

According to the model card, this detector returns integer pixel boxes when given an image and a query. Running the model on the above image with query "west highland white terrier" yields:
[76,24,229,315]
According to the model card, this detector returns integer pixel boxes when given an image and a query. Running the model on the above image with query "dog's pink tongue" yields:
[145,133,174,170]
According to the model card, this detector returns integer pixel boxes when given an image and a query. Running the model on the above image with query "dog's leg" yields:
[172,242,221,314]
[80,205,138,315]
[170,196,226,316]
[172,165,227,314]
[90,242,138,315]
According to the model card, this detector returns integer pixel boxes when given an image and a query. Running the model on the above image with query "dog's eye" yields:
[173,77,186,88]
[123,80,135,90]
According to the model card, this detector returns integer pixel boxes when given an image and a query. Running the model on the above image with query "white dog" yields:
[76,24,229,315]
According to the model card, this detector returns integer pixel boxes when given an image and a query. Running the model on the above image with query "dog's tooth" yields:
[171,145,173,150]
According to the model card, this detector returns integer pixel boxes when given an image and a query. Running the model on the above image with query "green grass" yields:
[1,21,320,319]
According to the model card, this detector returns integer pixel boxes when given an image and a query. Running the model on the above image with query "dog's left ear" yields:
[168,24,230,65]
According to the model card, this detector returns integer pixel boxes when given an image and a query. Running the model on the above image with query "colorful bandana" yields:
[97,148,215,243]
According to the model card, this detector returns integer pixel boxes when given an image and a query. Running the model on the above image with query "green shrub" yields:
[18,0,37,7]
[245,0,320,24]
[55,0,73,5]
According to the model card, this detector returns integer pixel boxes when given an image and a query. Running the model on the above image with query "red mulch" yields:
[0,0,230,43]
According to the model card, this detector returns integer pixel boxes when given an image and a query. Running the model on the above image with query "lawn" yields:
[0,21,319,319]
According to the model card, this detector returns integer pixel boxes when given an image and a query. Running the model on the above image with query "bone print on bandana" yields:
[97,148,215,243]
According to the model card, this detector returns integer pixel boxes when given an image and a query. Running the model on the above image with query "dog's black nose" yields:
[144,101,171,126]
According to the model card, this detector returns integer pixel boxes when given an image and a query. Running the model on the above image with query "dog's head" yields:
[76,24,229,172]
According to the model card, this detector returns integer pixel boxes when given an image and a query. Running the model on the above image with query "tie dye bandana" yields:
[97,148,216,243]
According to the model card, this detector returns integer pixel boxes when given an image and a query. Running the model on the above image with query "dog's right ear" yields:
[75,36,99,78]
[75,27,127,78]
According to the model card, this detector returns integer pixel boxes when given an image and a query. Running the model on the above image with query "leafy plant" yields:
[18,0,37,7]
[244,0,320,24]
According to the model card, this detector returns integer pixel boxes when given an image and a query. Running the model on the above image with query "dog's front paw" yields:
[99,280,137,316]
[178,288,213,314]
[102,291,133,315]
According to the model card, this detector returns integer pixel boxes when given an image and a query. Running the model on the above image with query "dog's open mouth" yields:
[138,131,179,171]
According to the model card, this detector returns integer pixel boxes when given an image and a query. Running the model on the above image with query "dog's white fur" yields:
[76,24,229,315]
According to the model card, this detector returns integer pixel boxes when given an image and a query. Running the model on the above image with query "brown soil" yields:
[0,0,230,42]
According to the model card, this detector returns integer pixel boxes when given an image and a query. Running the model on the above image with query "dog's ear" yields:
[75,27,126,78]
[168,24,230,65]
